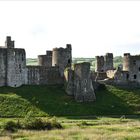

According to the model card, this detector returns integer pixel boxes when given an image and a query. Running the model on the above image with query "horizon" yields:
[0,1,140,58]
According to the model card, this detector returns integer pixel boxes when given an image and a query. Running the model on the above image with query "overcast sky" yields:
[0,1,140,58]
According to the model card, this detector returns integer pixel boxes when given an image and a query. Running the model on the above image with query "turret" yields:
[52,44,72,76]
[95,56,104,72]
[5,36,14,48]
[123,53,131,71]
[104,53,113,71]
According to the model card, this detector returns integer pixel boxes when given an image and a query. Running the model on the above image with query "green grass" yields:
[0,85,140,117]
[26,58,38,65]
[0,117,140,140]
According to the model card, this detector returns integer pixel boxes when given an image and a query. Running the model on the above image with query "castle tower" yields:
[95,56,104,72]
[6,48,26,87]
[52,44,72,76]
[104,53,113,71]
[73,62,96,102]
[123,53,131,71]
[38,51,52,67]
[5,36,14,48]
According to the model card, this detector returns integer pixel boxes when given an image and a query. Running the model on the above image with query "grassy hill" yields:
[0,85,140,117]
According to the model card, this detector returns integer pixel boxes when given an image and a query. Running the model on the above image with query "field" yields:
[0,84,140,139]
[0,117,140,140]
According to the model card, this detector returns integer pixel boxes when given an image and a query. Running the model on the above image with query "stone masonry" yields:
[65,62,96,102]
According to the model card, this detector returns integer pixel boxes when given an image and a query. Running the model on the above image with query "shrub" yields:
[3,120,21,132]
[22,112,62,130]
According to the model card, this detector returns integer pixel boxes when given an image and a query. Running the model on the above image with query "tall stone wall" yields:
[27,66,63,85]
[6,48,26,87]
[0,36,26,87]
[0,48,7,86]
[52,44,72,76]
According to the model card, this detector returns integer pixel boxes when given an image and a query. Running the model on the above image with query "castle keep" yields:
[0,36,26,87]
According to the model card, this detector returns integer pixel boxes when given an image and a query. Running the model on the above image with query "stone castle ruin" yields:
[95,53,140,86]
[0,36,140,102]
[0,36,95,102]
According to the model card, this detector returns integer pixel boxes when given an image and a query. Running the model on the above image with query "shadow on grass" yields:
[0,84,139,118]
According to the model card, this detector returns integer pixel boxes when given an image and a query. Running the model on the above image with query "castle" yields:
[0,36,96,102]
[0,36,140,102]
[94,53,140,86]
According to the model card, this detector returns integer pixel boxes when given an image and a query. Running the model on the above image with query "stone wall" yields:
[123,53,140,83]
[65,62,96,102]
[0,48,7,86]
[95,53,113,72]
[27,66,63,85]
[0,36,26,87]
[6,48,26,87]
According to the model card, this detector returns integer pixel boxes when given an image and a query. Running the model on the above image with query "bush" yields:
[22,112,62,130]
[3,120,21,132]
[50,117,63,129]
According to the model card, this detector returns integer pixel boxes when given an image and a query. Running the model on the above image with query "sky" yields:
[0,1,140,58]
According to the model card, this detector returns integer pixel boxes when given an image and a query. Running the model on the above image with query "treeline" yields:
[26,56,123,70]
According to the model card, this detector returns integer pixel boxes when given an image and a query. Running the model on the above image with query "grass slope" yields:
[0,85,140,117]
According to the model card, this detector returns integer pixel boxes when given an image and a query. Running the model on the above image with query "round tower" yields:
[38,55,47,66]
[123,53,131,71]
[52,44,72,76]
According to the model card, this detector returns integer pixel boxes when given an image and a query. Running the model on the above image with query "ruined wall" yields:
[65,63,96,102]
[38,51,52,67]
[95,72,107,80]
[114,70,129,83]
[7,48,26,87]
[52,44,72,76]
[0,48,7,86]
[64,68,74,96]
[27,66,63,85]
